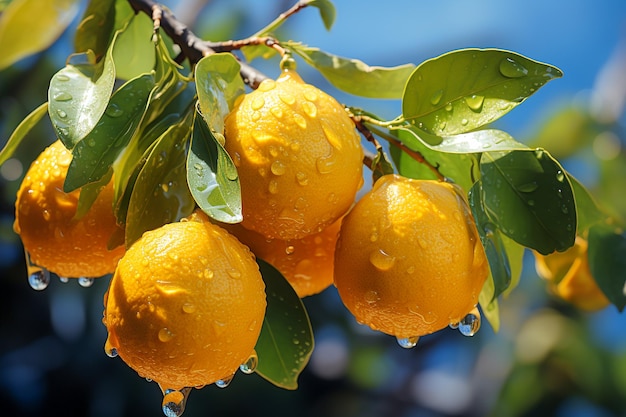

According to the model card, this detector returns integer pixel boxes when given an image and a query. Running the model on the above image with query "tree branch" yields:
[127,0,269,88]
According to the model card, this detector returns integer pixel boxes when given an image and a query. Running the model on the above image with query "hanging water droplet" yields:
[430,89,444,106]
[215,374,234,388]
[499,57,528,78]
[59,276,69,283]
[53,91,73,102]
[396,336,420,349]
[28,269,50,291]
[239,351,258,374]
[104,338,118,358]
[465,95,485,112]
[556,170,565,182]
[449,322,459,329]
[458,308,481,336]
[78,277,94,288]
[161,387,191,417]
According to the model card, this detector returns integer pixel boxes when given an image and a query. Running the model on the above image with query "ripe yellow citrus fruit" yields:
[13,140,125,278]
[534,236,609,311]
[333,174,489,338]
[223,68,363,240]
[102,210,266,390]
[223,217,342,298]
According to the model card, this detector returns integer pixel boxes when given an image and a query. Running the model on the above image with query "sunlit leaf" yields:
[64,73,156,191]
[74,0,115,59]
[188,111,242,224]
[0,102,47,165]
[195,53,245,133]
[305,0,336,30]
[569,173,607,233]
[48,49,116,148]
[402,49,562,135]
[112,12,156,80]
[370,146,395,182]
[398,127,529,154]
[0,0,80,70]
[74,168,112,219]
[125,111,195,247]
[480,149,576,254]
[478,275,500,333]
[290,43,415,99]
[501,233,525,298]
[255,259,313,390]
[588,224,626,311]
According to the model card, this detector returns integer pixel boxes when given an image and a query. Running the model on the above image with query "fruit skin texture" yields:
[223,217,342,298]
[14,140,125,278]
[223,69,363,240]
[103,211,266,390]
[534,236,609,311]
[333,174,489,338]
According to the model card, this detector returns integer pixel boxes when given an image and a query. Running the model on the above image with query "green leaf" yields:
[0,102,48,165]
[569,173,607,233]
[74,168,113,219]
[479,149,576,254]
[478,274,500,333]
[74,0,116,59]
[399,127,529,154]
[0,0,80,70]
[402,49,562,135]
[64,73,156,191]
[112,12,156,80]
[48,49,116,148]
[195,53,245,133]
[125,111,196,247]
[188,111,242,224]
[290,43,415,99]
[370,147,395,182]
[501,233,525,298]
[588,224,626,311]
[306,0,336,30]
[255,259,313,390]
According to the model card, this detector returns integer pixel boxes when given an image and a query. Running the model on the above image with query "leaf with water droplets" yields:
[64,72,156,192]
[125,110,196,247]
[289,43,415,99]
[588,224,626,311]
[402,48,562,135]
[195,53,245,134]
[0,0,80,70]
[48,46,116,148]
[480,149,576,254]
[255,259,314,390]
[188,111,242,224]
[0,102,48,165]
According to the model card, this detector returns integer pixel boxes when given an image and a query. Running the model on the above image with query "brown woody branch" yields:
[127,0,269,88]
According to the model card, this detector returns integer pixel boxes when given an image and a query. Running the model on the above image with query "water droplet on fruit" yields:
[396,336,419,349]
[239,351,258,374]
[316,152,337,174]
[258,79,276,91]
[364,290,380,304]
[53,91,72,102]
[279,92,295,105]
[499,57,528,78]
[78,277,94,288]
[158,327,175,343]
[296,171,308,186]
[270,160,286,176]
[465,95,485,112]
[458,308,481,336]
[215,374,234,388]
[270,106,283,118]
[268,180,279,194]
[285,245,295,255]
[28,269,50,291]
[369,249,396,271]
[161,387,191,417]
[302,101,317,118]
[430,89,444,106]
[182,303,196,314]
[251,96,265,110]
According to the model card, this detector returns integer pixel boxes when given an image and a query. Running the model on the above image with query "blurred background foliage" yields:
[1,1,626,416]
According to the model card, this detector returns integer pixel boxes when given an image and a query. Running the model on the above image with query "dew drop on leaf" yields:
[465,95,485,112]
[499,57,528,78]
[430,89,444,106]
[53,91,73,102]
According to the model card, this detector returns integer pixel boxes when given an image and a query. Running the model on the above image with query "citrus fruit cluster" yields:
[534,236,610,311]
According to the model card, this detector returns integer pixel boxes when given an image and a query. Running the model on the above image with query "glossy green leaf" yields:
[74,168,112,219]
[74,0,116,59]
[48,49,116,149]
[188,112,242,224]
[469,182,512,301]
[195,53,245,133]
[125,111,196,247]
[112,13,156,80]
[588,224,626,311]
[501,232,525,298]
[290,43,415,99]
[370,146,395,182]
[480,149,576,254]
[0,102,47,165]
[388,128,478,191]
[64,73,156,191]
[478,274,500,333]
[399,127,529,154]
[0,0,80,70]
[569,173,607,233]
[402,49,562,135]
[306,0,336,30]
[255,259,313,390]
